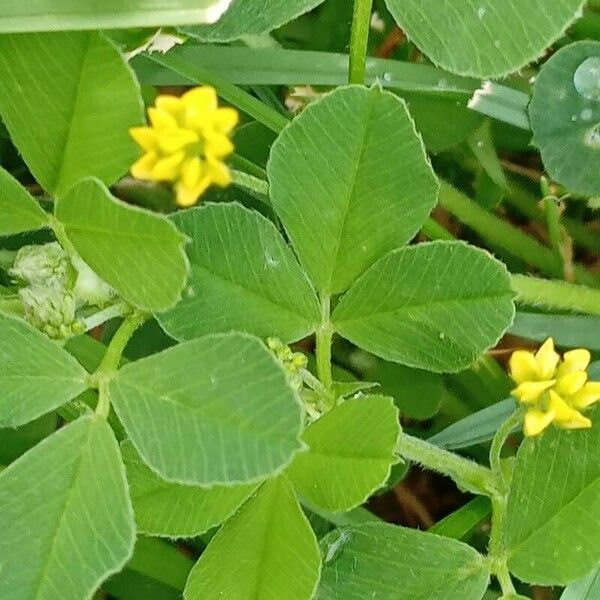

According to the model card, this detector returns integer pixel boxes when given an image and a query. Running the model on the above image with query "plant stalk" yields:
[396,433,498,497]
[349,0,374,84]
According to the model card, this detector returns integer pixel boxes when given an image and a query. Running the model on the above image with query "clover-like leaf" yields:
[158,203,320,343]
[332,241,515,373]
[0,31,143,195]
[0,416,135,600]
[184,476,321,600]
[287,396,400,513]
[384,0,585,78]
[110,333,304,486]
[530,41,600,197]
[0,313,89,427]
[268,85,438,295]
[55,178,189,313]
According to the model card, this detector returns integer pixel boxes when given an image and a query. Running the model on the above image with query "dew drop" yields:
[382,72,392,82]
[438,332,446,340]
[494,40,501,49]
[477,7,486,19]
[573,56,600,101]
[186,285,196,297]
[476,140,484,148]
[581,108,594,121]
[584,123,600,149]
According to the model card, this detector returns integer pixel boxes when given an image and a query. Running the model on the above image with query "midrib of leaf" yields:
[194,262,318,324]
[251,482,283,599]
[114,380,300,445]
[336,291,511,323]
[326,89,375,293]
[54,33,93,193]
[32,420,94,600]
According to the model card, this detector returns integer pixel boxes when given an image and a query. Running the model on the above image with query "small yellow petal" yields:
[558,348,591,377]
[555,371,588,397]
[150,151,185,181]
[129,127,159,152]
[570,382,600,409]
[175,176,211,207]
[557,410,592,430]
[130,152,158,180]
[213,107,239,134]
[535,337,560,379]
[155,95,184,117]
[509,351,538,384]
[205,132,234,158]
[512,380,555,404]
[180,157,202,189]
[148,107,178,131]
[548,390,578,422]
[182,86,218,111]
[524,408,556,437]
[206,155,231,187]
[157,128,199,154]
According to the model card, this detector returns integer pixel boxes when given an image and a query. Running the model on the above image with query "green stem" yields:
[49,215,79,259]
[83,302,131,332]
[348,0,374,84]
[543,196,566,279]
[489,494,516,596]
[489,410,522,491]
[94,311,149,418]
[396,433,498,497]
[437,181,600,287]
[316,294,333,393]
[231,169,270,203]
[511,274,600,316]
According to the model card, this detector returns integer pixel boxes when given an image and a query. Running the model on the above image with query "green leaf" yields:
[287,396,400,512]
[365,360,444,420]
[429,496,492,541]
[0,31,143,195]
[332,241,515,373]
[510,311,600,352]
[428,398,517,450]
[0,313,88,427]
[110,333,304,486]
[157,203,320,343]
[318,523,490,599]
[122,441,258,538]
[0,166,48,236]
[0,1,233,32]
[182,0,326,42]
[506,406,600,585]
[55,178,189,313]
[0,415,135,600]
[561,567,600,599]
[184,476,321,600]
[384,0,585,78]
[529,41,600,197]
[268,85,438,294]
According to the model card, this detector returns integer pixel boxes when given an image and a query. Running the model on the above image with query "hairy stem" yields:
[396,433,498,497]
[511,274,600,316]
[349,0,374,84]
[489,410,522,492]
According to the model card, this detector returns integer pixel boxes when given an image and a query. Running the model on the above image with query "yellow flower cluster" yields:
[509,338,600,437]
[129,86,238,207]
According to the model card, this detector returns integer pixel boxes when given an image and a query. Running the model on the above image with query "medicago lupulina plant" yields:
[1,1,600,599]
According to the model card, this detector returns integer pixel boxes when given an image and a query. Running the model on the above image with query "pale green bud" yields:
[9,242,71,287]
[71,255,114,308]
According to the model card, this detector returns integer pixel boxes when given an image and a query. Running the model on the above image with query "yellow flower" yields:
[129,87,238,207]
[509,338,600,437]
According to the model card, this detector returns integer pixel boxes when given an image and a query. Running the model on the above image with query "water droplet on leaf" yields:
[584,123,600,149]
[573,56,600,101]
